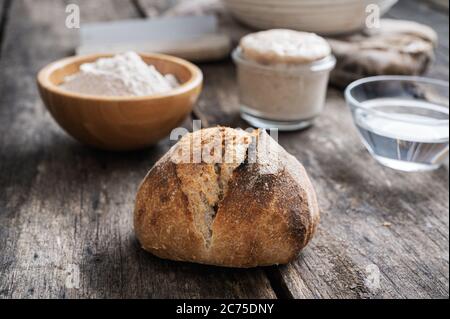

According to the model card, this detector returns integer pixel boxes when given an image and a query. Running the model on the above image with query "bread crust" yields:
[134,127,319,268]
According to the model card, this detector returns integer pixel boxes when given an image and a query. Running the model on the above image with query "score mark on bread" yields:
[134,127,320,268]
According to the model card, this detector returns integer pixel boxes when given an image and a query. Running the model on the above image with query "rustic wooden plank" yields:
[199,96,450,298]
[1,0,447,300]
[277,92,448,299]
[189,62,449,298]
[136,1,449,299]
[0,0,276,299]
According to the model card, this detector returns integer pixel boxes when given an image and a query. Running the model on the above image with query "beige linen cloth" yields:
[153,0,438,87]
[328,19,438,87]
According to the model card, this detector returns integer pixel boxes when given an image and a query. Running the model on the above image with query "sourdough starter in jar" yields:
[233,29,336,131]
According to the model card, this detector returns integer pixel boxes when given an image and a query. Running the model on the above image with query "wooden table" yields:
[0,0,448,299]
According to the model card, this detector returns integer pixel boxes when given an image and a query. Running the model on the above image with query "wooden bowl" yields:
[37,53,203,151]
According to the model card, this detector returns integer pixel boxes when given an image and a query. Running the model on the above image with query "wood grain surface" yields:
[137,0,450,299]
[0,0,275,299]
[0,0,448,299]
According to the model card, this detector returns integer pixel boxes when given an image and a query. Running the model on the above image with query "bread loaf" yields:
[134,127,320,268]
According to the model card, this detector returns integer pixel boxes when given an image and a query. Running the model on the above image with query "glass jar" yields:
[233,48,336,131]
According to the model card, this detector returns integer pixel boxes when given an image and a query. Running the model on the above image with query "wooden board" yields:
[136,0,450,299]
[170,62,449,299]
[0,0,448,299]
[0,0,275,299]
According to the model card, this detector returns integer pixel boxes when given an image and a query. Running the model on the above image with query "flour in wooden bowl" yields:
[60,52,180,97]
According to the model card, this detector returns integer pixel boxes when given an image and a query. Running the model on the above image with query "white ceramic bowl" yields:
[223,0,398,35]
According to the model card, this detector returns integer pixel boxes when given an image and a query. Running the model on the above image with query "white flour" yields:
[60,52,180,97]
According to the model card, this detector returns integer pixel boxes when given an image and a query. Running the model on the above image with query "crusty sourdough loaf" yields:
[134,127,320,268]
